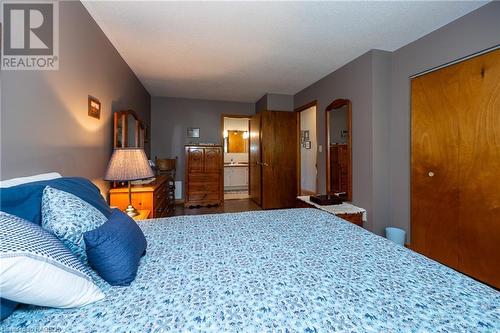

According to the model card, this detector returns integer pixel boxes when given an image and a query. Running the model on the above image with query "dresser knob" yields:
[428,171,435,177]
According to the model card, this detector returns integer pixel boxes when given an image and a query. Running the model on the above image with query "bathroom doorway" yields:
[296,102,318,195]
[221,115,251,200]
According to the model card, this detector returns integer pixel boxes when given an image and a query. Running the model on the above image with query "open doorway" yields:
[296,102,317,195]
[222,115,251,200]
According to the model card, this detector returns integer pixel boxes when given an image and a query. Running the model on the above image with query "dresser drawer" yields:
[188,174,220,183]
[187,192,221,202]
[152,197,168,218]
[188,181,219,193]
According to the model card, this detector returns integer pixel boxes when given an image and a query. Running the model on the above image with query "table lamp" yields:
[104,148,154,217]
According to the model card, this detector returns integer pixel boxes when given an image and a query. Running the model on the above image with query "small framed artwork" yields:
[300,130,305,143]
[304,141,311,149]
[187,127,200,138]
[88,96,101,119]
[304,130,310,140]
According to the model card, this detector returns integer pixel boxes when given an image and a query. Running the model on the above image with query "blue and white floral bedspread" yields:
[3,209,499,332]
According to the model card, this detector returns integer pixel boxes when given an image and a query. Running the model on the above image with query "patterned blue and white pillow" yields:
[41,186,107,261]
[0,212,104,308]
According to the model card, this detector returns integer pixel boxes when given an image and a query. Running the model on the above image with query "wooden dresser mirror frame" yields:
[114,110,145,148]
[325,99,352,201]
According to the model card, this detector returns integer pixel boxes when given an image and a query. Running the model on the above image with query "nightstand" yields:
[132,210,150,221]
[295,196,366,227]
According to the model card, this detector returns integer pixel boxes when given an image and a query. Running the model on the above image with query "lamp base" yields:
[125,205,139,217]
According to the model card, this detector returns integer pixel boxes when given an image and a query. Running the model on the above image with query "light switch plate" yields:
[318,145,323,153]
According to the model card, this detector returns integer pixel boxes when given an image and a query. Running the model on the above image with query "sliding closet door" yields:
[249,113,262,206]
[456,50,500,287]
[412,48,500,288]
[411,67,460,270]
[261,111,297,209]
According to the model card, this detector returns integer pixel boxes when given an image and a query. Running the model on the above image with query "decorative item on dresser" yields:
[295,196,366,227]
[109,176,171,218]
[184,145,223,208]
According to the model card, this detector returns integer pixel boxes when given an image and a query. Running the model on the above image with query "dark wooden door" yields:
[261,111,297,209]
[249,113,262,206]
[411,49,500,288]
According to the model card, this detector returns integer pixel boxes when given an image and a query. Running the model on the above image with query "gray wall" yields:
[0,1,150,194]
[388,2,500,240]
[294,51,378,232]
[255,93,294,112]
[151,97,254,185]
[371,50,392,236]
[267,93,294,111]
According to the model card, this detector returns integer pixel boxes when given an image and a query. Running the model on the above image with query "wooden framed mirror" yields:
[325,99,352,201]
[226,130,249,153]
[114,110,145,148]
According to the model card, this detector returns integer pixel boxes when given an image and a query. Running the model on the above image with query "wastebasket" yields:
[385,227,406,246]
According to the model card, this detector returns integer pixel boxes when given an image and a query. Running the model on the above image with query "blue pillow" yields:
[83,209,147,286]
[1,298,18,321]
[0,177,111,225]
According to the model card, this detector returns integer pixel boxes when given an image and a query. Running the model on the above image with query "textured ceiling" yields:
[83,1,486,102]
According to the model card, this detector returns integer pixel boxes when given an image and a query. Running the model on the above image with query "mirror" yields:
[325,99,352,201]
[114,110,145,148]
[226,130,248,153]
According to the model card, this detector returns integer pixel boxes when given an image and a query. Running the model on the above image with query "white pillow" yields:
[0,212,105,308]
[0,172,62,188]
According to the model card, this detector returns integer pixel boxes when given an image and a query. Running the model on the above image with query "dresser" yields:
[109,176,174,218]
[185,145,223,208]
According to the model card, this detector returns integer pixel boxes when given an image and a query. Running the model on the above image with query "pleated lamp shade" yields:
[104,148,154,181]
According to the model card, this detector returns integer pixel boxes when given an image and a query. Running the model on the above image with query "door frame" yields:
[295,100,318,196]
[220,114,252,196]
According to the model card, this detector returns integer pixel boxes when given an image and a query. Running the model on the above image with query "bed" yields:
[3,208,499,331]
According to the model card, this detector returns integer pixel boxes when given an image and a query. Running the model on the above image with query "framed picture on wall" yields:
[88,96,101,119]
[304,130,310,140]
[187,127,200,138]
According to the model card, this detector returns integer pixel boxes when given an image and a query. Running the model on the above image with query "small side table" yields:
[132,210,150,221]
[296,196,366,227]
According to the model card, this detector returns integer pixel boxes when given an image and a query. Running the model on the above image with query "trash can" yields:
[385,227,406,246]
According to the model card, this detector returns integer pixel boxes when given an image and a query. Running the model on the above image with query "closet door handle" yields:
[262,162,269,167]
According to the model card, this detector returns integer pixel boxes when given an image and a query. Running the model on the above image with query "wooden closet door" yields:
[249,113,262,206]
[456,49,500,288]
[261,111,297,209]
[412,49,500,288]
[411,66,461,270]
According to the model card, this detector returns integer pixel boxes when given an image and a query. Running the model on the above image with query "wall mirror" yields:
[325,99,352,201]
[114,110,145,148]
[224,130,249,153]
